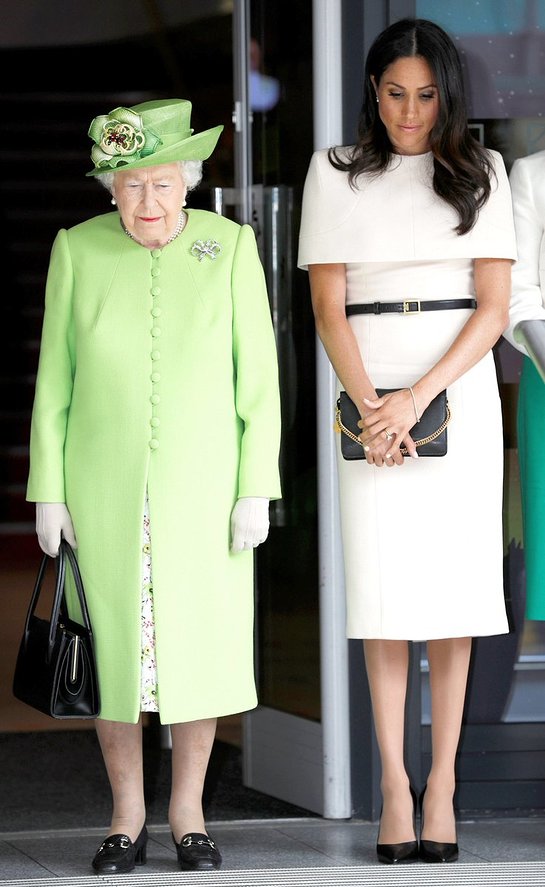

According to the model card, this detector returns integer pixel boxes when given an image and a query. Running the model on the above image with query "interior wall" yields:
[0,0,233,47]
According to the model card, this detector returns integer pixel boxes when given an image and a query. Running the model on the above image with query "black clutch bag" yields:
[335,388,450,460]
[13,539,100,719]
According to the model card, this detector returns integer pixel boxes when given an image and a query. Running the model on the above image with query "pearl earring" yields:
[376,96,379,103]
[111,198,117,206]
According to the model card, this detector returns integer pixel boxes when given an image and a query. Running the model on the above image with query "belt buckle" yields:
[403,300,421,314]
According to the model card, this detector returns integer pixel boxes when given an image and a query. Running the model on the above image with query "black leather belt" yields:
[346,298,477,316]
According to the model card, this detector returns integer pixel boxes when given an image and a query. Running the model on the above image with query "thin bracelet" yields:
[407,386,421,423]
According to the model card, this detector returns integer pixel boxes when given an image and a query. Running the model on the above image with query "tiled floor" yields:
[4,551,545,884]
[2,817,545,883]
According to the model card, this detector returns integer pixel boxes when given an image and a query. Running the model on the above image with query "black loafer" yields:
[173,832,222,870]
[92,825,148,873]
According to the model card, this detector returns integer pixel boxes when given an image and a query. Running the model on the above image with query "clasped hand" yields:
[357,389,419,466]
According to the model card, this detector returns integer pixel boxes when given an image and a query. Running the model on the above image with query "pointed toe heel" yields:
[419,839,459,863]
[376,786,419,864]
[92,825,148,874]
[377,840,419,864]
[419,784,459,863]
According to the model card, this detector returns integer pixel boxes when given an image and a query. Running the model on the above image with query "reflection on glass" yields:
[251,0,320,721]
[418,0,545,118]
[250,38,281,111]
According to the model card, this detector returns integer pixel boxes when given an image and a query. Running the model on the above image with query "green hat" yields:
[86,98,223,177]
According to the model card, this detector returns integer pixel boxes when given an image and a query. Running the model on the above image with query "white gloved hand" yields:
[230,497,270,553]
[36,503,77,557]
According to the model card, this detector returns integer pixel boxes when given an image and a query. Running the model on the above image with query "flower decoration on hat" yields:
[88,107,162,170]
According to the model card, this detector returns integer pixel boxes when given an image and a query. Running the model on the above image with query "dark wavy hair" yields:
[329,18,492,234]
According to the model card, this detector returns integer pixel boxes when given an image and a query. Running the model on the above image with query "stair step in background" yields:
[0,446,31,484]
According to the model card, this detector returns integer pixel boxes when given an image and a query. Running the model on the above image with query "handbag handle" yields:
[23,539,93,663]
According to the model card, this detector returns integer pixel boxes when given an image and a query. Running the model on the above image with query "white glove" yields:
[230,497,270,553]
[36,503,77,557]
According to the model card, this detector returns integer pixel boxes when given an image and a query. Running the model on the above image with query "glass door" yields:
[226,0,324,814]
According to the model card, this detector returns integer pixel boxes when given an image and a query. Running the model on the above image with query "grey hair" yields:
[95,160,203,194]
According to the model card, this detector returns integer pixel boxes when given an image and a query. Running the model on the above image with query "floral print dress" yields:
[141,493,159,711]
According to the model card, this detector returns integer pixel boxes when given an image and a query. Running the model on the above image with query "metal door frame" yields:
[237,0,352,819]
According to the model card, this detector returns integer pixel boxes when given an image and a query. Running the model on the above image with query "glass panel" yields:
[249,0,320,720]
[415,2,545,803]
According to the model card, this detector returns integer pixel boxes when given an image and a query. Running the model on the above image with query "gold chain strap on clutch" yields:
[335,403,451,455]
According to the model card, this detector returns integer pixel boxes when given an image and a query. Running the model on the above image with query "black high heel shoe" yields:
[92,824,148,873]
[172,832,222,871]
[419,786,459,863]
[376,787,419,864]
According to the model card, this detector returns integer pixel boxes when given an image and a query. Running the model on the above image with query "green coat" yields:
[27,209,282,724]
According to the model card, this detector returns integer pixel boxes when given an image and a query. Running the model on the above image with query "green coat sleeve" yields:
[232,224,282,499]
[26,229,75,502]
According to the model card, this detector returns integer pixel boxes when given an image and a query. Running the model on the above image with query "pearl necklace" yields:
[121,211,187,247]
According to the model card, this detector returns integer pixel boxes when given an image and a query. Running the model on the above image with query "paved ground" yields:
[2,816,545,882]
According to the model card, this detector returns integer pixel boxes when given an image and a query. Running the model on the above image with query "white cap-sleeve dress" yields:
[298,149,517,641]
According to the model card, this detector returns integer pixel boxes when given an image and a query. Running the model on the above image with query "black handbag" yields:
[335,388,450,460]
[13,539,100,719]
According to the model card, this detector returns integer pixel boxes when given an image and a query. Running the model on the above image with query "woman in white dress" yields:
[298,18,516,865]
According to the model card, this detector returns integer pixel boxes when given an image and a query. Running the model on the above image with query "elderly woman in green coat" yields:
[26,98,281,874]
